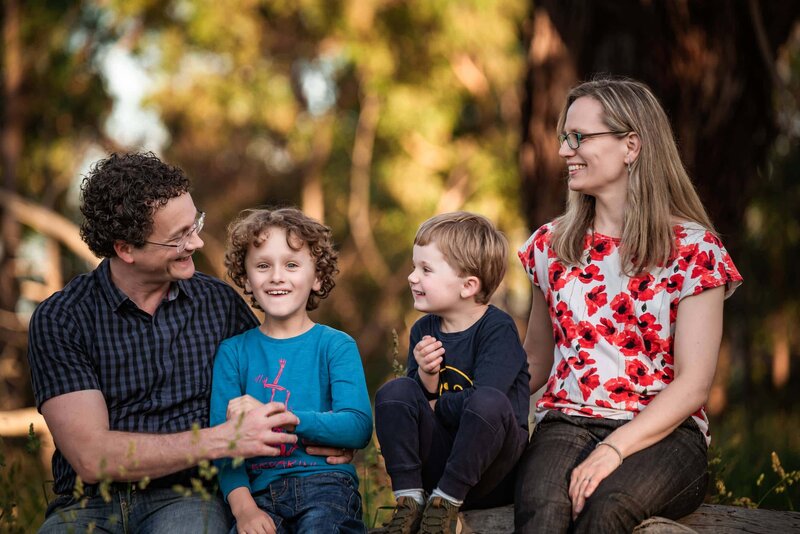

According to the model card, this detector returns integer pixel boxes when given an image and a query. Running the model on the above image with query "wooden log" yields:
[369,503,800,533]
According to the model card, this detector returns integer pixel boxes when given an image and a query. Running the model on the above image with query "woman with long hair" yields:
[514,76,742,533]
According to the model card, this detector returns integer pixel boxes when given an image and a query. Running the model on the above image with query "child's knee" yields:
[376,377,421,404]
[463,387,511,419]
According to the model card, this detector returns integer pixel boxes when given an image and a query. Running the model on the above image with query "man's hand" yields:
[225,401,299,458]
[305,445,355,465]
[414,335,444,375]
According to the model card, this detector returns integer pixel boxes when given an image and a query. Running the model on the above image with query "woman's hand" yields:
[568,442,623,519]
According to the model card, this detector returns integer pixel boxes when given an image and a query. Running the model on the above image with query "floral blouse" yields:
[518,222,743,444]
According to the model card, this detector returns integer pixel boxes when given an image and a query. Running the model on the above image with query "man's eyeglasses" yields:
[145,211,205,254]
[558,131,628,150]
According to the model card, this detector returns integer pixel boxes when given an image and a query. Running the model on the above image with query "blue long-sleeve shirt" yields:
[210,324,373,499]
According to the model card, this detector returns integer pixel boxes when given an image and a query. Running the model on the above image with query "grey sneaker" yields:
[419,497,462,534]
[383,496,423,534]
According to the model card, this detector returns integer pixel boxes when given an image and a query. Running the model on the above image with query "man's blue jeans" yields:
[242,472,365,534]
[514,410,708,534]
[39,486,230,533]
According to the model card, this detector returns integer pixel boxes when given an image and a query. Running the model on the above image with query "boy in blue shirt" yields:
[375,212,530,534]
[211,208,373,534]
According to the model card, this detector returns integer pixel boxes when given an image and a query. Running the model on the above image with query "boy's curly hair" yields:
[79,152,190,258]
[225,208,339,311]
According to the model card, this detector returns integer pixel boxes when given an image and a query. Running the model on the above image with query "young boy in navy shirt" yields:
[375,212,530,534]
[210,208,372,534]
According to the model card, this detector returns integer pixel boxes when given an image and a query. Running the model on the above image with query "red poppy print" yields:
[692,250,717,279]
[641,330,667,360]
[576,321,600,349]
[578,367,600,400]
[553,300,573,321]
[568,350,596,371]
[549,261,568,290]
[677,243,699,271]
[610,293,635,324]
[520,221,741,446]
[540,387,569,410]
[589,237,615,261]
[669,298,679,323]
[654,366,675,383]
[616,330,644,357]
[578,264,605,284]
[637,392,655,407]
[555,358,570,380]
[533,225,551,252]
[637,313,662,333]
[628,272,656,301]
[604,377,638,403]
[625,359,656,387]
[585,284,608,316]
[703,232,722,248]
[665,273,684,294]
[596,317,617,338]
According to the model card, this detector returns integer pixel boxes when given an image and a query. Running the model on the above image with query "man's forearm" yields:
[77,423,231,483]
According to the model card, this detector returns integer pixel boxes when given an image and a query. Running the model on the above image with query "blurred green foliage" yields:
[1,0,799,528]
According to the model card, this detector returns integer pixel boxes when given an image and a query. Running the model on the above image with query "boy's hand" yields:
[414,335,444,375]
[235,506,276,534]
[227,394,263,421]
[229,487,277,534]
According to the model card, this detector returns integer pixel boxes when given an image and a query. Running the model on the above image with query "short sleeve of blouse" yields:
[518,224,553,289]
[678,230,743,301]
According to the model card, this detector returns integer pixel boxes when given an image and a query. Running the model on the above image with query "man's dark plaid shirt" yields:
[28,259,258,495]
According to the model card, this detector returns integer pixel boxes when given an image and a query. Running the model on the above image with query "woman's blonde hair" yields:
[552,75,715,273]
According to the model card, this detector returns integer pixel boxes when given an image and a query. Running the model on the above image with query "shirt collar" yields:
[96,259,129,311]
[97,259,194,311]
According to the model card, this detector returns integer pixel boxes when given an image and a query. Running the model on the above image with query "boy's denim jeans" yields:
[375,377,528,508]
[241,472,365,534]
[514,410,708,534]
[39,486,230,533]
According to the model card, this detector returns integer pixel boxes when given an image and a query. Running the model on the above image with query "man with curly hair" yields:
[27,153,347,533]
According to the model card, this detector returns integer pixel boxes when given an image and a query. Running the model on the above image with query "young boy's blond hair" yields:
[414,211,507,305]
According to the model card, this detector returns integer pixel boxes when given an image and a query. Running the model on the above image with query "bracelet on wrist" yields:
[596,440,623,466]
